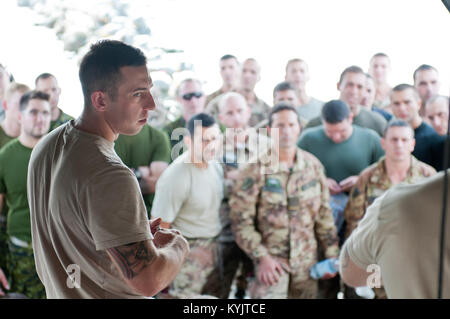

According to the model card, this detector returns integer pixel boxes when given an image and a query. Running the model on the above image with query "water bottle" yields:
[309,258,339,279]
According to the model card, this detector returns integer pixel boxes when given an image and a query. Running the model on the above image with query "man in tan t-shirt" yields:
[28,40,189,299]
[340,170,450,298]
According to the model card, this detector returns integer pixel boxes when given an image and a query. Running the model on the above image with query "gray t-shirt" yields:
[28,121,152,299]
[296,97,324,121]
[151,151,224,239]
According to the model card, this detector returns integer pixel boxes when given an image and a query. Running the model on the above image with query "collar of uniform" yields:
[377,155,421,184]
[259,148,306,174]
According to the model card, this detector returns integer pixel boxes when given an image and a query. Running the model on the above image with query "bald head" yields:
[425,95,449,136]
[241,58,261,92]
[218,92,251,129]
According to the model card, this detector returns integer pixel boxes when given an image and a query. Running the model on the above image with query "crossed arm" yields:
[106,219,189,297]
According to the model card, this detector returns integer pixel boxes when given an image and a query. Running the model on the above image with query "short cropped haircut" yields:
[268,103,301,127]
[338,65,364,85]
[220,54,238,62]
[391,83,420,101]
[79,40,147,107]
[426,95,449,107]
[218,92,247,114]
[321,100,351,124]
[273,81,298,98]
[175,78,203,96]
[35,73,56,86]
[187,113,216,136]
[371,52,390,60]
[5,82,30,101]
[383,119,414,138]
[19,90,49,112]
[285,58,305,73]
[413,64,438,83]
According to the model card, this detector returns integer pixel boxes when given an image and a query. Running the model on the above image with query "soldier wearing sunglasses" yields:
[163,78,206,160]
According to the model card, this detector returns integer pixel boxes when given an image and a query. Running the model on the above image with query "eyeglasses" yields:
[182,92,203,101]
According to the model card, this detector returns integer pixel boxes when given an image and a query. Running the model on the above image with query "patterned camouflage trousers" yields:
[201,241,254,298]
[169,237,219,299]
[249,260,318,299]
[8,239,46,299]
[0,216,8,277]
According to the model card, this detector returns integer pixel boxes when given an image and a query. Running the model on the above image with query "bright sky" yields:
[1,0,449,117]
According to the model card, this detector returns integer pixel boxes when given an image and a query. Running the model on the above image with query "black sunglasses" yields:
[182,92,203,101]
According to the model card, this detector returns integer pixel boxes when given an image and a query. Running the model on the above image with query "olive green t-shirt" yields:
[114,124,171,215]
[0,139,33,242]
[0,125,15,149]
[50,108,74,131]
[298,125,385,183]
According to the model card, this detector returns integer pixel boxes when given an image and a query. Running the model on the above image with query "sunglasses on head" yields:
[182,92,203,101]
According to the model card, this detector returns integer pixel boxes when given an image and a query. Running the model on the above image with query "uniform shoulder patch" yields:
[241,177,254,191]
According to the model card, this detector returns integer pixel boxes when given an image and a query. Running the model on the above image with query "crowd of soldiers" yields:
[0,51,448,299]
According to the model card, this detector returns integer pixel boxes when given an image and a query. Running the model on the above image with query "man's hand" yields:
[149,217,162,235]
[339,175,358,192]
[0,267,9,297]
[257,255,290,286]
[153,227,184,249]
[327,178,342,195]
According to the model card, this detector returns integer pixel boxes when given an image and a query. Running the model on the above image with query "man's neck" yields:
[278,147,297,168]
[51,106,61,121]
[239,88,256,105]
[296,85,311,105]
[18,133,40,149]
[385,157,411,184]
[410,116,422,130]
[189,150,209,169]
[74,110,117,142]
[0,118,20,138]
[221,83,237,93]
[350,104,361,117]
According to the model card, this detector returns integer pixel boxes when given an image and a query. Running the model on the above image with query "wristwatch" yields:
[133,168,142,182]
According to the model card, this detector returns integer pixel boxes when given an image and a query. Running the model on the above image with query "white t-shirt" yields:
[151,151,224,239]
[28,121,152,299]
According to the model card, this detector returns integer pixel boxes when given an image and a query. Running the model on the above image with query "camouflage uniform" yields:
[344,155,436,298]
[203,133,271,298]
[205,92,271,128]
[8,239,46,299]
[205,89,225,106]
[0,215,7,277]
[169,237,219,299]
[49,109,74,132]
[229,148,340,299]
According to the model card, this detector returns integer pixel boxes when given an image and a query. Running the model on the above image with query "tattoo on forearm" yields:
[107,241,156,280]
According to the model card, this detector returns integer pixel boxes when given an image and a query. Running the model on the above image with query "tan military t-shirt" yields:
[345,171,450,298]
[28,121,153,299]
[151,151,223,239]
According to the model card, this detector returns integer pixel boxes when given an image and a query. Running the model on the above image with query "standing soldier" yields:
[35,73,74,131]
[0,91,51,298]
[343,119,436,298]
[229,104,339,298]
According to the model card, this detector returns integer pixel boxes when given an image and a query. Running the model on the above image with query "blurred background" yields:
[0,0,448,127]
